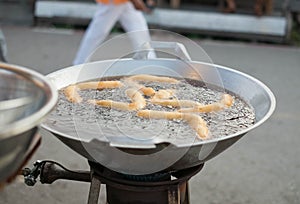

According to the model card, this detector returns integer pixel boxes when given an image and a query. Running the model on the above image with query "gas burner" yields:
[90,161,204,204]
[22,160,204,204]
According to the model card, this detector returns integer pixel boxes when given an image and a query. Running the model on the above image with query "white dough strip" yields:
[179,94,234,113]
[126,74,179,84]
[64,81,123,103]
[89,88,146,111]
[137,110,209,139]
[151,99,202,108]
[123,79,156,97]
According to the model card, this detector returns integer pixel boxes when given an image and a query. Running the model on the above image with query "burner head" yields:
[122,172,171,182]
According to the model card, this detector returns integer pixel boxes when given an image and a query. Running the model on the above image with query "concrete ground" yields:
[0,25,299,204]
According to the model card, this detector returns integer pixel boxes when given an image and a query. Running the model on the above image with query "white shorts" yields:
[73,2,150,65]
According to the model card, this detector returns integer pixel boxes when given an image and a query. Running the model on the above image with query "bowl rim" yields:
[0,62,58,139]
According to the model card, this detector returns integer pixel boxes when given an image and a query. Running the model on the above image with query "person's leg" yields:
[223,0,236,13]
[0,29,7,62]
[118,2,151,52]
[265,0,273,15]
[73,3,122,65]
[254,0,264,16]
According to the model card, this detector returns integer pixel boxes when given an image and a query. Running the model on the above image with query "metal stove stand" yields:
[23,161,204,204]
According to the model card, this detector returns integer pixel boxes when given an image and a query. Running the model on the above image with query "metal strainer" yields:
[0,62,57,185]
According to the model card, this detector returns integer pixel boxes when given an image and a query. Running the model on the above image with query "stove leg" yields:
[168,182,190,204]
[87,171,102,204]
[183,183,190,204]
[168,185,180,204]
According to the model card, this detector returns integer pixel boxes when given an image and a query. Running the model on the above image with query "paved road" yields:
[0,25,300,204]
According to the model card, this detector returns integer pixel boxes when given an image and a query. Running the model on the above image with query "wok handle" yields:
[133,41,192,61]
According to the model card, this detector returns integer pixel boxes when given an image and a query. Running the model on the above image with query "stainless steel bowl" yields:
[0,62,58,184]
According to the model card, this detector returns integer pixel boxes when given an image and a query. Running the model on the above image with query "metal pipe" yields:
[40,161,91,184]
[22,160,91,186]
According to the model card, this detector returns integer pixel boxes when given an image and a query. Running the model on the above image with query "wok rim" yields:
[184,61,276,147]
[0,62,58,140]
[41,59,276,148]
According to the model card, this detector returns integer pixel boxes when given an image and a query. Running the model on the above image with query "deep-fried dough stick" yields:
[124,80,155,97]
[137,110,209,139]
[89,89,146,111]
[151,99,202,108]
[140,87,156,97]
[152,89,175,100]
[220,94,234,107]
[64,81,123,103]
[137,110,183,120]
[123,75,178,98]
[125,88,146,110]
[126,74,179,84]
[76,81,123,90]
[179,94,234,113]
[182,114,209,140]
[64,85,82,103]
[88,100,136,111]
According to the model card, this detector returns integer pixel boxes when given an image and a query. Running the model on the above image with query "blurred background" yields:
[0,0,300,204]
[0,0,300,43]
